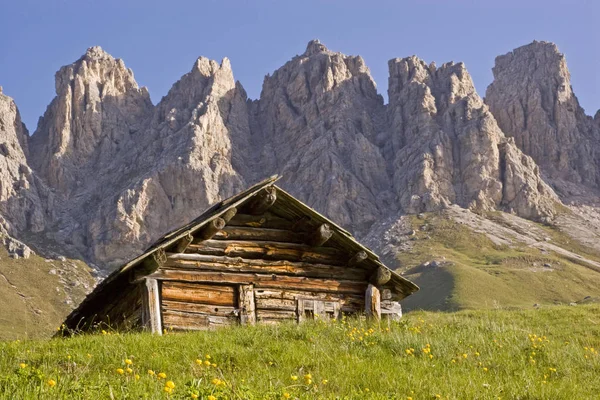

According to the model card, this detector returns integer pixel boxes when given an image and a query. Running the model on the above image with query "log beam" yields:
[197,217,226,241]
[306,223,333,247]
[348,251,368,267]
[221,207,238,223]
[244,187,277,215]
[365,284,381,320]
[369,266,392,286]
[132,248,167,282]
[174,232,194,253]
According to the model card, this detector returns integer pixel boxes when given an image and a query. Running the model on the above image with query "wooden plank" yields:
[238,284,256,325]
[314,300,325,318]
[162,310,236,330]
[165,254,369,281]
[151,269,367,294]
[296,299,305,323]
[161,282,236,306]
[214,226,304,243]
[188,239,346,265]
[365,284,381,320]
[161,300,237,317]
[196,217,226,241]
[381,300,403,317]
[256,309,297,321]
[227,212,293,230]
[143,278,163,334]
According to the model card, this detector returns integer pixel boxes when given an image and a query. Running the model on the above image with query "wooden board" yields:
[161,300,238,317]
[254,289,363,314]
[162,309,237,331]
[161,281,236,306]
[227,212,293,230]
[214,226,305,243]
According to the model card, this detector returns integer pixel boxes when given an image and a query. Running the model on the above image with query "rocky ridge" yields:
[1,39,598,271]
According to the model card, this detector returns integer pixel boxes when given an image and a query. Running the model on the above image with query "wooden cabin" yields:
[61,176,418,334]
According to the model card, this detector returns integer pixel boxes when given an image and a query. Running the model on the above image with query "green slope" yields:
[398,214,600,311]
[0,247,95,341]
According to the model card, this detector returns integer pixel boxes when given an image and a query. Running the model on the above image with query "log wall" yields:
[149,211,378,331]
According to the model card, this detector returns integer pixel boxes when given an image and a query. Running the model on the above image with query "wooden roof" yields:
[63,175,418,327]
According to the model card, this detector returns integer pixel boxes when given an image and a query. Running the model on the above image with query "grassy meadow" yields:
[1,305,599,399]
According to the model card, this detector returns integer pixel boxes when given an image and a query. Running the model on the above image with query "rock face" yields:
[253,40,390,233]
[28,49,247,267]
[0,91,50,235]
[2,40,571,268]
[486,41,600,195]
[384,56,556,220]
[30,47,154,195]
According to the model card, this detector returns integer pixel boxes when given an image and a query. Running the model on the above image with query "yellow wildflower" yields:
[191,394,199,399]
[164,386,173,393]
[203,360,211,366]
[158,372,167,379]
[211,378,221,386]
[126,368,133,374]
[148,369,155,376]
[208,396,216,400]
[135,374,140,380]
[211,363,217,368]
[205,354,211,359]
[483,367,488,372]
[165,380,175,389]
[283,393,291,399]
[116,368,124,375]
[195,359,202,365]
[19,363,27,369]
[290,375,298,381]
[462,353,468,359]
[47,379,56,387]
[125,359,133,365]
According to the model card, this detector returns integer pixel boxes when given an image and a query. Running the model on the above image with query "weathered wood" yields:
[227,212,293,230]
[214,226,304,243]
[348,251,368,267]
[174,232,194,253]
[306,223,333,247]
[188,239,345,265]
[161,282,236,306]
[150,269,367,294]
[162,310,236,330]
[254,289,363,313]
[256,309,297,321]
[243,186,277,215]
[134,248,167,282]
[238,284,256,325]
[381,300,403,320]
[196,217,226,241]
[365,284,381,320]
[143,278,163,334]
[161,300,237,317]
[370,266,392,286]
[221,207,237,223]
[165,253,369,281]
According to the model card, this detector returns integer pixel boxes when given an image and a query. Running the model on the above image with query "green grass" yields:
[1,305,600,399]
[397,214,600,311]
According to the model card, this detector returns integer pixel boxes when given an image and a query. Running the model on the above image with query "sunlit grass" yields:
[1,305,599,399]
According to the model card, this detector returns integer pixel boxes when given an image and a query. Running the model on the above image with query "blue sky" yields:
[0,0,597,131]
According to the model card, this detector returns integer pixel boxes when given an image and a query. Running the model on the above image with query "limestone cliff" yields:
[385,57,556,220]
[486,41,600,196]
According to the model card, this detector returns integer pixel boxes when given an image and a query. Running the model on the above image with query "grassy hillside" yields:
[1,305,599,399]
[398,213,600,311]
[0,247,95,341]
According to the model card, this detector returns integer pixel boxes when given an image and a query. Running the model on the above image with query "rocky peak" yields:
[303,39,328,57]
[254,40,389,233]
[486,41,600,193]
[385,55,556,220]
[29,47,153,194]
